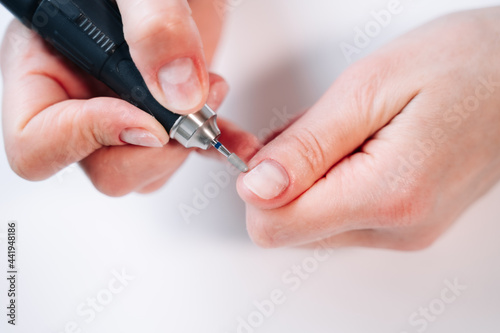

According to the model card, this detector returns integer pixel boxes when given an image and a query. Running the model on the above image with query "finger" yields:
[1,21,168,181]
[242,151,383,247]
[79,73,233,197]
[242,137,405,248]
[260,110,306,145]
[80,142,188,197]
[3,97,168,181]
[1,21,96,103]
[237,51,422,209]
[197,118,261,162]
[206,73,229,111]
[197,73,261,166]
[116,0,209,114]
[188,0,226,64]
[81,116,260,197]
[242,92,451,248]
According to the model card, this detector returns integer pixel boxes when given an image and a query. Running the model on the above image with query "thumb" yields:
[116,0,209,115]
[237,57,420,209]
[4,97,168,181]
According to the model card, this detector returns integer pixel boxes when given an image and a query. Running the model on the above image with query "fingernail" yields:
[243,160,289,200]
[158,57,203,112]
[120,128,163,148]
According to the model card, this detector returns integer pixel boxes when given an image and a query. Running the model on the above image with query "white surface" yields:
[1,0,500,332]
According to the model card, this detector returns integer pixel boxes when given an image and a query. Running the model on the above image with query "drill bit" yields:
[212,140,249,173]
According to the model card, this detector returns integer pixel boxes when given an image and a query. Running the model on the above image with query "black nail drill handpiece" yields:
[0,0,249,172]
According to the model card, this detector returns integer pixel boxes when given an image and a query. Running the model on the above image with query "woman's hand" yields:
[1,0,253,196]
[237,7,500,250]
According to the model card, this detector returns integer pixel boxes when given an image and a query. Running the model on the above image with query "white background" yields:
[1,0,500,332]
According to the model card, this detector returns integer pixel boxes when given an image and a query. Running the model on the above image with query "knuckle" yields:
[343,68,377,107]
[79,98,123,148]
[283,127,327,177]
[340,56,394,126]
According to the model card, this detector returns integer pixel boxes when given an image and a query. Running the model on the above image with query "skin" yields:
[2,3,499,251]
[236,7,500,250]
[0,0,258,196]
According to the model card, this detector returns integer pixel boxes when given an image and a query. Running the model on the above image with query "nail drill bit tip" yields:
[212,140,249,173]
[228,153,249,173]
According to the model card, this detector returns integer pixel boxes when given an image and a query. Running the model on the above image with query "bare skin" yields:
[1,0,258,196]
[2,4,499,251]
[237,8,500,250]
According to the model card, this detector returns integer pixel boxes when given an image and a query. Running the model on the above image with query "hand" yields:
[237,7,500,250]
[1,0,253,196]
